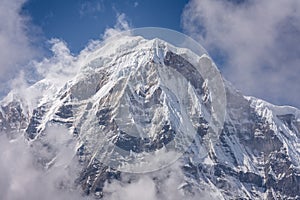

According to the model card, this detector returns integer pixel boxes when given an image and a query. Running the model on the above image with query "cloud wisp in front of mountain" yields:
[182,0,300,108]
[0,126,89,200]
[102,162,218,200]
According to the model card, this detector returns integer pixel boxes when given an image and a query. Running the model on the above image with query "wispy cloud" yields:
[102,13,131,39]
[79,0,104,18]
[0,125,89,200]
[182,0,300,108]
[0,0,39,96]
[103,163,217,200]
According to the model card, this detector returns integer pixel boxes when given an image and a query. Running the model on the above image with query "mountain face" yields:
[1,35,300,200]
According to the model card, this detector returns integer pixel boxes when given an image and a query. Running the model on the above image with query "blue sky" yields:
[22,0,189,53]
[0,0,299,108]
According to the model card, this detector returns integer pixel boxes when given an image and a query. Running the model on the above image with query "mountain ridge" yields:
[0,35,299,199]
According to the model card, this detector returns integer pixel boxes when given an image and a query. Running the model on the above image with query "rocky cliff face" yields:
[0,35,299,199]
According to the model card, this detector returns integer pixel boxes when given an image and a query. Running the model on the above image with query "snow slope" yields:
[0,35,299,199]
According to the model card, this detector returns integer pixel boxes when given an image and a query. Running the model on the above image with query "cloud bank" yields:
[182,0,300,108]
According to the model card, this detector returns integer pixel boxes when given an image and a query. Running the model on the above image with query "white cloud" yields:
[103,176,157,200]
[102,13,131,39]
[2,38,78,114]
[103,163,218,200]
[0,0,38,94]
[0,125,90,200]
[182,0,300,108]
[35,38,77,82]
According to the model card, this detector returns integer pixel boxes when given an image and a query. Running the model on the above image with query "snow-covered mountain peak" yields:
[0,33,299,199]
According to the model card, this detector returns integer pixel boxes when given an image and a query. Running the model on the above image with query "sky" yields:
[21,0,189,53]
[0,0,299,108]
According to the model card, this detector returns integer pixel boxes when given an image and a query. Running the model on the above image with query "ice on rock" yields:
[1,34,300,199]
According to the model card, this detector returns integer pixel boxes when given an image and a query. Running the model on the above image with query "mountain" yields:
[0,35,300,199]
